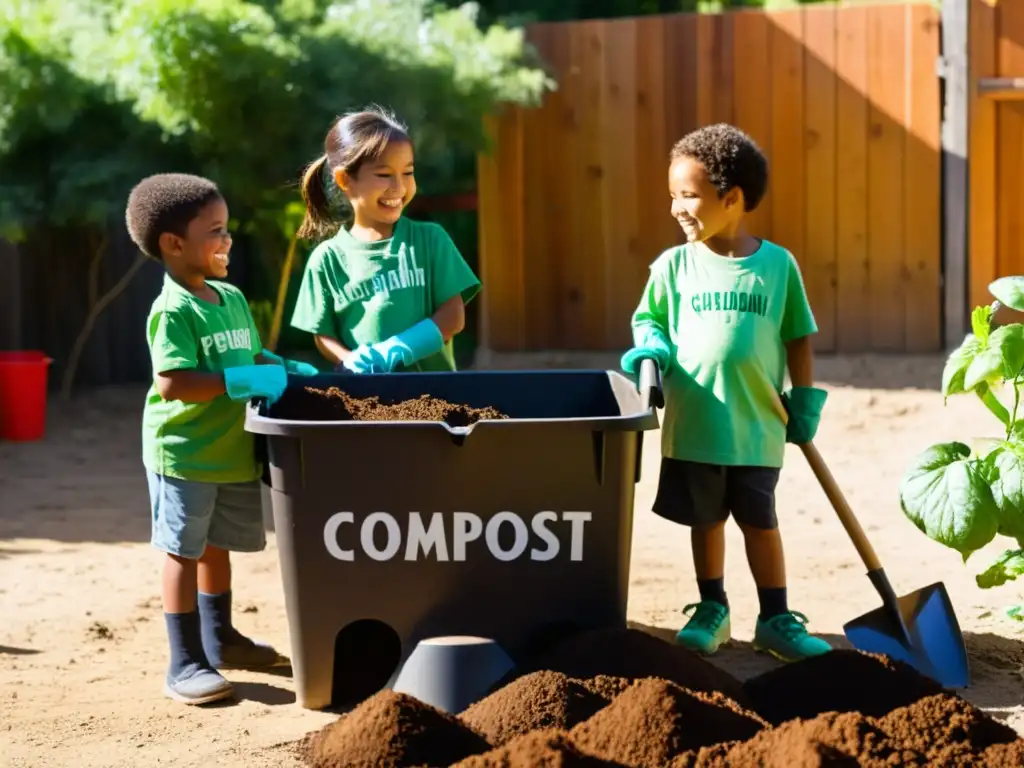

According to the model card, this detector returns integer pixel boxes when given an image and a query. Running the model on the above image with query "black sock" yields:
[165,610,209,679]
[757,587,789,619]
[697,578,728,607]
[198,590,246,666]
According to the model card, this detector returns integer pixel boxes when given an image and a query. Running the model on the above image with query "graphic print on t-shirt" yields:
[689,288,770,317]
[200,327,254,358]
[338,243,426,306]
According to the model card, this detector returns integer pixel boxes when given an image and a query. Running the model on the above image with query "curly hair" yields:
[670,124,769,212]
[125,173,224,260]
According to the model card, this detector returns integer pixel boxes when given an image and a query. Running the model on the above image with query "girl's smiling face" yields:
[336,140,416,233]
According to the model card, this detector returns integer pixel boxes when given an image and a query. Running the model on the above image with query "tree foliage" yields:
[0,0,551,245]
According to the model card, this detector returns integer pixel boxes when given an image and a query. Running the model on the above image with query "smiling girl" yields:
[290,107,480,373]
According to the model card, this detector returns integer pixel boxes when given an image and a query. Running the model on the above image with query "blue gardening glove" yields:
[260,349,319,376]
[223,364,288,404]
[339,344,387,374]
[620,328,673,377]
[370,319,445,372]
[781,386,828,444]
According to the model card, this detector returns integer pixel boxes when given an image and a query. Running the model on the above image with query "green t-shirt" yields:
[632,239,817,469]
[142,275,263,484]
[290,217,481,371]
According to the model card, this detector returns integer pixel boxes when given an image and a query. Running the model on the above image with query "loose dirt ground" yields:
[2,354,1023,768]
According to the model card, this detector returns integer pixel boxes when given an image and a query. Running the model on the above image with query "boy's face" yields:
[336,140,417,229]
[160,198,232,279]
[668,156,741,243]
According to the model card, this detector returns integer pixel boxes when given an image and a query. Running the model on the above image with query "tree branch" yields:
[61,252,147,401]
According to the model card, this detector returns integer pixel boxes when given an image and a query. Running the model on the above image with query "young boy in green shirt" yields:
[621,124,831,662]
[289,107,480,369]
[127,173,318,704]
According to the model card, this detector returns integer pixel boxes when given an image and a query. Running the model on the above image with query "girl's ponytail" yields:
[297,154,336,241]
[298,108,411,241]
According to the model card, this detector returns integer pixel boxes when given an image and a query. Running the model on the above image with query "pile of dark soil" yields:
[710,711,928,766]
[301,630,1024,768]
[302,689,488,767]
[568,678,767,767]
[742,648,945,724]
[453,729,620,767]
[506,628,751,707]
[873,693,1020,766]
[460,671,608,747]
[273,386,508,427]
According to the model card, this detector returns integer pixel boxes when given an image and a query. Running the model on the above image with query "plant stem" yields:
[1011,376,1023,440]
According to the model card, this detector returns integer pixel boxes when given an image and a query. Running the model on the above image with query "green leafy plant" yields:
[899,277,1024,617]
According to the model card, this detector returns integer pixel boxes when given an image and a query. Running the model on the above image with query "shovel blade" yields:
[843,582,970,689]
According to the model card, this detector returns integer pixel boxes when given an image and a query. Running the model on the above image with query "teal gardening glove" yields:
[369,319,446,373]
[223,364,288,405]
[340,344,388,374]
[620,327,673,378]
[260,349,319,377]
[781,386,828,444]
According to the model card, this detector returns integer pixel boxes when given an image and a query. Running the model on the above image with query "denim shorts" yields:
[147,471,266,559]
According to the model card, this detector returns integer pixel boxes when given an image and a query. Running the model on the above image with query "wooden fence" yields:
[477,3,942,353]
[969,0,1024,313]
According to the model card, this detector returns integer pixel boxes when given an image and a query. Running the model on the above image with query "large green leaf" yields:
[899,442,1001,558]
[990,323,1024,380]
[985,444,1024,541]
[964,345,1004,391]
[942,334,982,399]
[963,324,1024,391]
[990,277,1024,313]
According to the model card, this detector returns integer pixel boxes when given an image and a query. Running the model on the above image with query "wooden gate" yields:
[477,4,943,353]
[970,0,1024,312]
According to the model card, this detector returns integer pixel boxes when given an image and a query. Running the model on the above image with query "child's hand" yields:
[371,319,445,372]
[287,360,320,376]
[260,349,319,376]
[223,364,288,404]
[339,344,386,374]
[620,334,672,377]
[781,386,828,444]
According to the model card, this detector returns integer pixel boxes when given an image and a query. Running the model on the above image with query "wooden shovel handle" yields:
[770,390,884,573]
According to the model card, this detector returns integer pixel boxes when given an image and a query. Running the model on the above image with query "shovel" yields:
[770,390,970,689]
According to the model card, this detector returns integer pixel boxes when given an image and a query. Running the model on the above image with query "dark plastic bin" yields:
[246,363,662,710]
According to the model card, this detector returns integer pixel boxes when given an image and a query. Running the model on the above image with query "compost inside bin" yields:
[273,386,509,427]
[299,628,1024,768]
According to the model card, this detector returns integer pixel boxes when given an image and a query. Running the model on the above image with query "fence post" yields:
[0,240,21,349]
[940,0,970,348]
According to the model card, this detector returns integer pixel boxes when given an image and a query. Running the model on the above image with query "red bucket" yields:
[0,351,54,441]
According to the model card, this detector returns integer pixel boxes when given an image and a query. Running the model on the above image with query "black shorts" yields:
[652,458,780,530]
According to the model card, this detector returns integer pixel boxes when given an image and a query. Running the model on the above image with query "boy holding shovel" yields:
[621,124,831,661]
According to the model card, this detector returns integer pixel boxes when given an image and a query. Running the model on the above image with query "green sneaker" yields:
[675,601,731,654]
[753,611,832,662]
